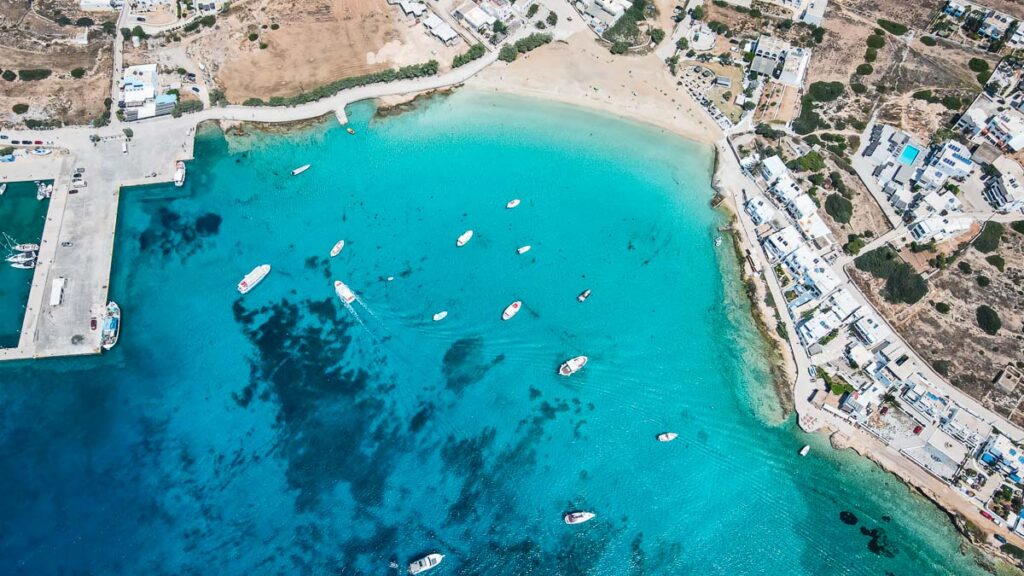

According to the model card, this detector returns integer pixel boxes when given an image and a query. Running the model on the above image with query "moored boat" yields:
[432,311,448,321]
[799,445,810,457]
[6,252,36,263]
[237,264,271,294]
[101,301,121,350]
[334,280,356,304]
[714,236,723,247]
[291,164,311,176]
[408,553,444,574]
[517,245,531,255]
[346,127,356,135]
[0,183,6,195]
[577,289,591,302]
[564,511,595,525]
[330,240,345,257]
[657,432,678,442]
[456,230,474,247]
[559,355,588,376]
[9,261,35,269]
[506,198,520,209]
[173,160,186,187]
[14,243,40,252]
[502,300,521,320]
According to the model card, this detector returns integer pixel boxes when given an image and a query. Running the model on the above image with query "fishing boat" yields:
[456,230,474,247]
[101,301,121,350]
[408,553,444,574]
[237,264,271,294]
[517,245,531,255]
[346,127,356,135]
[657,432,678,442]
[13,243,40,252]
[558,355,588,376]
[6,252,36,263]
[799,445,810,457]
[9,261,35,269]
[173,161,186,187]
[577,289,591,302]
[334,280,356,304]
[330,240,345,257]
[506,198,520,209]
[432,311,448,321]
[502,300,521,320]
[291,164,311,176]
[564,511,595,525]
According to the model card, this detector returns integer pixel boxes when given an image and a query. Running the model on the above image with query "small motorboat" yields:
[291,164,311,176]
[564,511,595,525]
[101,301,121,350]
[0,183,6,195]
[502,300,521,320]
[386,276,395,282]
[408,553,444,574]
[456,230,474,247]
[506,198,520,209]
[799,445,810,457]
[6,252,36,263]
[433,311,448,321]
[346,127,356,135]
[577,289,591,302]
[238,264,271,294]
[9,261,35,269]
[334,280,356,304]
[517,245,531,255]
[714,236,723,247]
[330,240,345,257]
[14,243,40,252]
[656,432,678,442]
[559,355,588,376]
[173,160,186,187]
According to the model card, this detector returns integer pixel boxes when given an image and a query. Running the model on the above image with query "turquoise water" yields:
[899,144,921,166]
[0,181,48,347]
[0,92,999,575]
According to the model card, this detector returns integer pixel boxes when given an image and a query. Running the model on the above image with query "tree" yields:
[691,5,704,20]
[920,35,937,46]
[2,70,16,81]
[973,222,1004,253]
[935,302,950,314]
[70,68,86,79]
[546,11,557,26]
[248,32,258,41]
[131,25,149,39]
[825,194,853,223]
[498,44,518,62]
[493,20,507,34]
[866,35,885,49]
[123,127,134,139]
[610,41,629,54]
[876,19,908,35]
[968,57,989,72]
[856,63,874,75]
[675,37,688,51]
[12,103,29,114]
[18,69,51,81]
[120,27,131,40]
[526,4,539,18]
[649,28,665,45]
[976,305,1001,335]
[75,17,95,26]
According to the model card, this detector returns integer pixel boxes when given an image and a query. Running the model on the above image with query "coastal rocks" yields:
[863,527,899,558]
[840,511,859,525]
[829,431,852,450]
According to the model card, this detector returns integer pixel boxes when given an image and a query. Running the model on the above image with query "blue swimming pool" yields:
[898,144,921,166]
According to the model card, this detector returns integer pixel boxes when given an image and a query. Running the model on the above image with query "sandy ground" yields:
[467,33,720,146]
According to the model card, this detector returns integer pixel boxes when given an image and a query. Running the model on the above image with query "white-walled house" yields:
[986,156,1024,212]
[761,155,789,185]
[763,226,803,261]
[916,141,974,190]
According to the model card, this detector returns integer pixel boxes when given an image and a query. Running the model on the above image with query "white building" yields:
[778,48,811,87]
[799,308,843,344]
[916,141,974,190]
[121,64,158,106]
[454,1,497,31]
[986,111,1024,152]
[853,311,890,346]
[399,1,427,17]
[800,0,828,26]
[910,190,963,223]
[423,13,460,45]
[761,155,788,184]
[763,226,802,261]
[784,245,840,297]
[910,216,972,243]
[770,174,802,204]
[745,195,776,226]
[986,156,1024,212]
[786,193,817,220]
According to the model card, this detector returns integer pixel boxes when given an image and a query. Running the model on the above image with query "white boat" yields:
[334,280,356,304]
[506,198,521,209]
[408,553,444,574]
[456,230,474,247]
[502,300,521,320]
[799,445,810,457]
[577,289,591,302]
[330,240,345,257]
[291,164,311,176]
[0,183,6,195]
[237,264,271,294]
[173,160,186,187]
[13,243,40,252]
[9,261,35,269]
[432,311,448,321]
[559,355,588,376]
[36,183,46,201]
[714,236,723,247]
[564,511,595,525]
[6,252,36,263]
[101,301,121,350]
[517,245,531,254]
[657,432,678,442]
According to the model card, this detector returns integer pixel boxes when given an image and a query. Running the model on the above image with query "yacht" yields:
[334,280,356,304]
[9,261,35,269]
[6,252,36,263]
[291,164,311,176]
[506,198,520,209]
[13,243,40,252]
[502,300,521,320]
[456,230,474,247]
[564,511,595,525]
[558,355,588,376]
[656,432,678,442]
[330,240,345,257]
[408,553,444,574]
[799,445,810,457]
[577,289,591,302]
[432,311,448,321]
[237,264,271,294]
[173,160,186,187]
[36,182,46,201]
[516,245,531,255]
[101,301,121,350]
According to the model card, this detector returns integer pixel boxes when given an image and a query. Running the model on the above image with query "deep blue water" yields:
[0,92,999,575]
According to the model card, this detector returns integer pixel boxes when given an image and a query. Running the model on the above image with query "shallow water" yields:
[0,181,48,347]
[0,92,996,575]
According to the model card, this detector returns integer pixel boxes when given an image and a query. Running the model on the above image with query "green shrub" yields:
[76,16,94,26]
[851,82,867,94]
[498,44,518,62]
[610,41,629,54]
[2,70,15,81]
[603,0,647,44]
[546,11,558,26]
[856,246,900,278]
[968,58,989,73]
[935,302,950,314]
[977,70,991,85]
[866,35,885,49]
[958,261,972,274]
[515,33,552,54]
[877,19,908,35]
[649,28,665,45]
[171,99,204,117]
[248,32,258,41]
[941,95,962,110]
[70,68,86,78]
[241,60,440,106]
[453,43,486,67]
[844,236,866,255]
[856,63,874,76]
[976,305,1001,335]
[864,47,877,62]
[885,265,928,304]
[12,103,29,114]
[1001,543,1024,561]
[270,22,279,30]
[788,150,826,172]
[807,81,844,102]
[1011,221,1024,235]
[825,194,853,223]
[986,254,1005,272]
[973,222,1004,253]
[920,36,936,46]
[199,15,216,27]
[259,42,267,49]
[526,3,539,17]
[976,275,991,287]
[18,69,51,81]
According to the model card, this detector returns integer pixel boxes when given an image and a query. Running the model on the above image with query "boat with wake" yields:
[334,280,356,304]
[291,164,311,176]
[502,300,521,320]
[408,553,444,574]
[432,311,448,321]
[456,230,473,247]
[657,432,678,442]
[564,511,595,525]
[559,355,587,376]
[0,183,6,195]
[577,289,591,302]
[237,264,271,294]
[330,240,345,257]
[101,301,121,350]
[173,161,186,187]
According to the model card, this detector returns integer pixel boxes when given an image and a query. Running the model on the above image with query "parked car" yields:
[995,534,1008,544]
[981,510,994,521]
[191,86,201,93]
[34,140,42,145]
[913,425,924,435]
[880,406,889,415]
